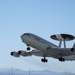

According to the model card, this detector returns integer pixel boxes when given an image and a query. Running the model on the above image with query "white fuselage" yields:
[21,33,75,61]
[21,33,58,51]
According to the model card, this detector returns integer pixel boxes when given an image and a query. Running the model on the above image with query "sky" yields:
[0,0,75,73]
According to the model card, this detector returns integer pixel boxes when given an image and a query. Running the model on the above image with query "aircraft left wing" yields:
[11,50,44,57]
[11,47,75,62]
[11,47,75,58]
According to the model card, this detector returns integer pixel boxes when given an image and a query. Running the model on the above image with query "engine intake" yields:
[10,51,20,57]
[71,48,75,52]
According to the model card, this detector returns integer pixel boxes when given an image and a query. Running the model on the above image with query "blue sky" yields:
[0,0,75,73]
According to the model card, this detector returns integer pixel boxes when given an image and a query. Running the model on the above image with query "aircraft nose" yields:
[20,33,29,40]
[20,34,24,40]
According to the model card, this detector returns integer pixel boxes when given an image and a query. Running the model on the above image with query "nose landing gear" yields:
[27,46,30,50]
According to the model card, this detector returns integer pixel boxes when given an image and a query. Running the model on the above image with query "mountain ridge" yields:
[0,68,74,75]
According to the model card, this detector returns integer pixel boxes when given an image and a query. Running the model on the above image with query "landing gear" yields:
[59,57,65,62]
[41,56,48,63]
[27,46,30,50]
[41,58,48,63]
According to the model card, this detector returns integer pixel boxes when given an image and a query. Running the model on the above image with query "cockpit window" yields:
[24,33,30,35]
[26,34,29,35]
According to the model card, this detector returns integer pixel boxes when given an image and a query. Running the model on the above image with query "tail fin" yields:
[73,42,75,47]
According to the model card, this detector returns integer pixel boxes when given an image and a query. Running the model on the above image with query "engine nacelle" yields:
[10,51,20,57]
[71,48,75,52]
[18,50,32,56]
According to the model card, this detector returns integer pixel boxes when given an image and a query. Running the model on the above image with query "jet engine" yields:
[11,51,20,57]
[71,42,75,52]
[18,50,32,56]
[71,48,75,52]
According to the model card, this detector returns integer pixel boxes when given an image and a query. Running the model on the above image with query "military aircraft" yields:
[11,33,75,63]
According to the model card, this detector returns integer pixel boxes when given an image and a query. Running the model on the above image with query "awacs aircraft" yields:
[11,33,75,63]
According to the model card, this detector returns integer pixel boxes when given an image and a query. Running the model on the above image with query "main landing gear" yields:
[41,56,48,63]
[59,57,65,62]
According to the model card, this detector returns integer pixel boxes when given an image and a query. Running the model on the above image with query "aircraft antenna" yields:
[29,68,30,75]
[50,34,74,48]
[11,68,14,75]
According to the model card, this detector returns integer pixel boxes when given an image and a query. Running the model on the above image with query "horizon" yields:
[0,68,74,74]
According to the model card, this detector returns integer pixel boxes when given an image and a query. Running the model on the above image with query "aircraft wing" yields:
[11,48,75,58]
[11,49,44,57]
[11,47,75,62]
